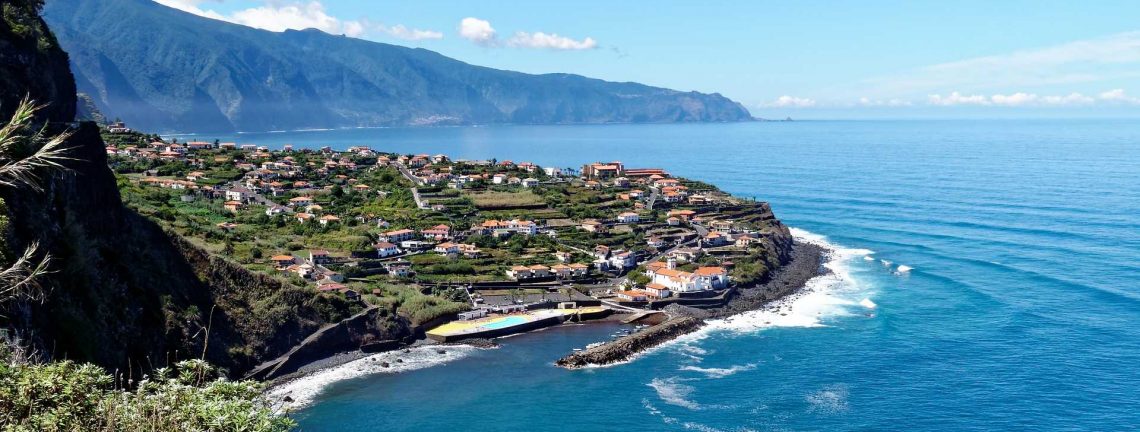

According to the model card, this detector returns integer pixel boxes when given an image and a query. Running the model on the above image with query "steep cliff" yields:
[0,0,75,123]
[0,0,399,377]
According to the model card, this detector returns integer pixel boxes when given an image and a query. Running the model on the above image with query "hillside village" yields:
[104,126,791,330]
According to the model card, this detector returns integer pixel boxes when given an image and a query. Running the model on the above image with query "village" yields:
[105,127,790,340]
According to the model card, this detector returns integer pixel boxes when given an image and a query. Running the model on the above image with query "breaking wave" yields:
[267,345,478,409]
[679,363,757,379]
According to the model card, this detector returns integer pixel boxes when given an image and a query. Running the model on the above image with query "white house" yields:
[492,174,508,184]
[434,242,461,255]
[289,196,313,207]
[643,259,729,293]
[374,242,400,258]
[643,283,672,298]
[616,212,640,224]
[381,229,417,243]
[225,189,246,202]
[265,205,287,217]
[609,251,637,270]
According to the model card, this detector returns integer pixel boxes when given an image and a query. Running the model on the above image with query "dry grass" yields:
[467,190,546,209]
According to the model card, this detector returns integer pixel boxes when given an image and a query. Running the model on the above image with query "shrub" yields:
[0,354,294,432]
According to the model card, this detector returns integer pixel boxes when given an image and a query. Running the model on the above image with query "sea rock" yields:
[556,316,705,368]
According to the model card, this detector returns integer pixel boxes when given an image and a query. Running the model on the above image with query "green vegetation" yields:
[0,354,294,432]
[375,284,469,326]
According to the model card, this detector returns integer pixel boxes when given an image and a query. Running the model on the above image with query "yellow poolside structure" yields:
[427,307,609,342]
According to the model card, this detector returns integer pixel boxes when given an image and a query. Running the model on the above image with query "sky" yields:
[154,0,1140,119]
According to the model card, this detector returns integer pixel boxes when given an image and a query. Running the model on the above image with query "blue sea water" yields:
[192,121,1140,431]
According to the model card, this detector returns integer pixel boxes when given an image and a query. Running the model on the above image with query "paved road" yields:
[394,163,430,209]
[646,187,660,210]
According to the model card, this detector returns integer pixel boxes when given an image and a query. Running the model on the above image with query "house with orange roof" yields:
[421,224,451,239]
[616,290,648,302]
[270,255,296,268]
[550,263,572,279]
[643,283,672,298]
[667,209,697,221]
[506,265,533,280]
[569,262,590,277]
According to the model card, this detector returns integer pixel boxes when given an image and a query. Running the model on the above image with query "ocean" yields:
[183,120,1140,431]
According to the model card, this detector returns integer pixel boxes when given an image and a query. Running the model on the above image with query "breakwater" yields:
[555,316,705,368]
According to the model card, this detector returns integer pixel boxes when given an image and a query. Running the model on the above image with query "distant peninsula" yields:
[42,0,754,133]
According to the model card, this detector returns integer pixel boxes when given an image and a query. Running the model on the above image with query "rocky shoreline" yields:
[555,316,706,368]
[556,241,826,368]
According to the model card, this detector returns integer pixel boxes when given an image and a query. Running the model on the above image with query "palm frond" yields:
[0,242,52,302]
[0,96,75,191]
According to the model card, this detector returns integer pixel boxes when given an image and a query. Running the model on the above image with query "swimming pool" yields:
[482,316,530,330]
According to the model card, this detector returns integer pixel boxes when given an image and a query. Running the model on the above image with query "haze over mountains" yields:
[42,0,753,133]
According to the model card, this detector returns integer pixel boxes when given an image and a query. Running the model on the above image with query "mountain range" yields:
[42,0,753,133]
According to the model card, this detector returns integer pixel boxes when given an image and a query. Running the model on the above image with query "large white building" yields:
[643,259,729,293]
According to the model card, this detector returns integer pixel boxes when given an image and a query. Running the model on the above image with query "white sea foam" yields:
[608,228,876,366]
[896,264,913,273]
[859,298,877,309]
[863,255,875,261]
[697,228,872,334]
[806,384,850,414]
[679,363,757,379]
[647,377,701,409]
[880,259,893,266]
[266,345,478,410]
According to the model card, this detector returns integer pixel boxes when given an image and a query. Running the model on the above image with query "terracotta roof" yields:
[695,267,727,276]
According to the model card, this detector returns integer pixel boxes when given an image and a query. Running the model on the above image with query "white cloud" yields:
[153,1,442,41]
[507,32,597,50]
[378,24,443,41]
[858,97,912,107]
[457,18,598,51]
[458,17,498,46]
[1041,93,1096,106]
[927,91,1102,107]
[1098,88,1140,104]
[927,92,989,106]
[866,31,1140,97]
[762,96,817,108]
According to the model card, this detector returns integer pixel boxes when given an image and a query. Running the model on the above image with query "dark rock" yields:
[556,317,705,368]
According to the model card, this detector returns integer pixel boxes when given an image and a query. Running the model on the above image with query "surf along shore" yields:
[556,241,825,368]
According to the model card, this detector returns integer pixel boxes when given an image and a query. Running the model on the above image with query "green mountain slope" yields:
[42,0,753,133]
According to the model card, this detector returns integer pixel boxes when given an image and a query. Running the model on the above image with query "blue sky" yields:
[156,0,1140,118]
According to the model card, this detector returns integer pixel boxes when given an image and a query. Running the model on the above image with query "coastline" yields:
[555,240,826,368]
[268,241,827,404]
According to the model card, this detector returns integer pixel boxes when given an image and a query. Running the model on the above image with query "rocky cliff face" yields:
[0,1,398,377]
[0,0,75,122]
